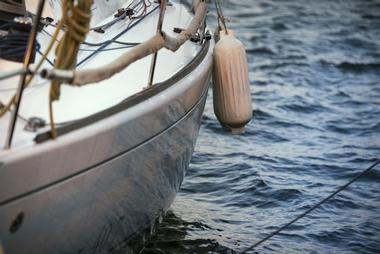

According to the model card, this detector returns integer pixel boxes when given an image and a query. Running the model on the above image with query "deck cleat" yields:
[24,117,46,132]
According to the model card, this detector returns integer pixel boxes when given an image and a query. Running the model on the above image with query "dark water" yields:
[144,0,380,253]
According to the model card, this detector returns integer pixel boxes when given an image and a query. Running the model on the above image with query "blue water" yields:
[143,0,380,253]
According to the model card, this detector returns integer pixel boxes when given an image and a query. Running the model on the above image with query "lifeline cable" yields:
[42,28,140,47]
[0,13,65,118]
[0,1,158,121]
[75,3,160,67]
[241,159,380,253]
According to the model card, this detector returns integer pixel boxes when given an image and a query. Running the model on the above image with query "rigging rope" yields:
[0,0,205,140]
[50,0,93,101]
[75,3,159,68]
[79,45,135,52]
[0,0,92,138]
[241,159,380,253]
[49,0,93,138]
[81,40,139,47]
[214,0,228,33]
[48,0,147,138]
[0,15,65,118]
[63,0,208,86]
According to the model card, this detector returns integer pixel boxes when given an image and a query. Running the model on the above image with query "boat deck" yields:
[0,0,203,151]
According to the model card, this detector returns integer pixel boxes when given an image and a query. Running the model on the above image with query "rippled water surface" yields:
[144,0,380,253]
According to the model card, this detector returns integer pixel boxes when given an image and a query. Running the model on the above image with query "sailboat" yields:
[0,0,212,253]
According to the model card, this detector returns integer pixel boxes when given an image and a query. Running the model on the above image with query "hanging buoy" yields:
[212,29,252,134]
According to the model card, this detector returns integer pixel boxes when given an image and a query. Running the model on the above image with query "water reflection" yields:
[141,211,236,254]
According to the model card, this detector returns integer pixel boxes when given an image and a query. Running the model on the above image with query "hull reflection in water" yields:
[141,211,236,254]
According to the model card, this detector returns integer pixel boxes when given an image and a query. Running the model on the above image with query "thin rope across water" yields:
[241,159,380,253]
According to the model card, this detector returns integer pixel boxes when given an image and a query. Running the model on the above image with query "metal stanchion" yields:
[148,0,167,87]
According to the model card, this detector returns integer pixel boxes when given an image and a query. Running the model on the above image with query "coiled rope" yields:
[52,0,208,86]
[49,0,93,138]
[241,159,380,253]
[1,0,206,139]
[0,0,92,139]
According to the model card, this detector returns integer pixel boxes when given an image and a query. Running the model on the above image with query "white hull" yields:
[0,1,213,252]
